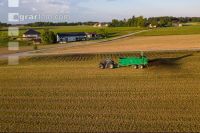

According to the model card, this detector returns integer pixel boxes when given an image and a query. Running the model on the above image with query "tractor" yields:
[99,55,149,69]
[99,58,118,69]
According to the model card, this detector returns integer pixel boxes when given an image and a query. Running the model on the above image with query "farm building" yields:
[23,29,41,40]
[57,32,87,43]
[172,23,183,27]
[149,24,157,28]
[93,23,109,27]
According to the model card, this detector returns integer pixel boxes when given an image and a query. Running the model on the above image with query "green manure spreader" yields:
[119,56,148,69]
[99,56,149,69]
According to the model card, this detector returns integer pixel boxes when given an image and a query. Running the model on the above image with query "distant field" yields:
[185,22,200,26]
[0,26,145,37]
[1,25,200,39]
[1,25,200,54]
[136,25,200,36]
[47,34,200,54]
[0,51,200,132]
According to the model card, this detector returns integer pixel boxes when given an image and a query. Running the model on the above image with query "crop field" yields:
[136,25,200,36]
[48,34,200,54]
[0,51,200,132]
[185,22,200,26]
[1,25,199,38]
[0,26,144,36]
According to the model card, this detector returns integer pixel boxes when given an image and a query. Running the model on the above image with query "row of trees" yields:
[110,16,147,27]
[26,21,101,27]
[110,16,200,27]
[0,22,11,30]
[0,22,10,27]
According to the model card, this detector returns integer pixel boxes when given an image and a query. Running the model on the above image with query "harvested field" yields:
[0,51,200,132]
[47,35,200,54]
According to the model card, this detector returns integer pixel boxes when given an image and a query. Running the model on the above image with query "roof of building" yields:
[86,32,97,35]
[57,32,87,37]
[24,29,41,35]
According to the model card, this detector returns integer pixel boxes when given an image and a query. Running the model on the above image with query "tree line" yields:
[26,22,102,27]
[0,21,103,27]
[109,16,200,27]
[0,22,11,28]
[1,16,200,28]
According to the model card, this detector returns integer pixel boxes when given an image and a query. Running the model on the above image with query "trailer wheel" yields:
[134,65,138,69]
[108,63,114,69]
[140,65,144,69]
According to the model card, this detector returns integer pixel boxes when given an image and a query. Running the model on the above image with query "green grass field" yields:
[0,51,200,132]
[1,26,144,35]
[184,22,200,26]
[136,25,200,36]
[14,25,200,36]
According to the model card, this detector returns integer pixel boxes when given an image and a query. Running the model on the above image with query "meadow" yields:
[0,26,144,36]
[0,51,200,132]
[136,25,200,36]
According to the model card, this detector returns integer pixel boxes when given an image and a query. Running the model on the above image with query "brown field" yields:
[0,51,200,132]
[46,35,200,54]
[1,29,200,132]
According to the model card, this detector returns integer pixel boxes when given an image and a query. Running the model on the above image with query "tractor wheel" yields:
[99,63,105,69]
[140,65,144,69]
[108,63,114,69]
[134,65,138,69]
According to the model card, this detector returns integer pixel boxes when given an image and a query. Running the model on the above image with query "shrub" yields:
[41,29,56,44]
[99,28,109,38]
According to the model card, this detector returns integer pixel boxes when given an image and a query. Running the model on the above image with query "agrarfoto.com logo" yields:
[8,13,69,22]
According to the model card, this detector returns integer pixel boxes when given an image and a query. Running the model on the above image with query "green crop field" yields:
[136,25,200,36]
[0,26,144,35]
[0,51,200,132]
[185,22,200,26]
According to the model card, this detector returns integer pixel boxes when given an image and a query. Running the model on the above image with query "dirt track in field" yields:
[48,35,200,54]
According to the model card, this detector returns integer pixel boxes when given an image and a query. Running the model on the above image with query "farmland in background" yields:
[185,22,200,26]
[136,25,200,36]
[1,25,200,55]
[47,34,200,54]
[0,51,200,132]
[1,25,200,38]
[0,26,146,55]
[0,26,145,46]
[0,26,145,35]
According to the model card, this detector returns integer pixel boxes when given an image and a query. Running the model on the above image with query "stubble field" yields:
[0,51,200,132]
[46,34,200,54]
